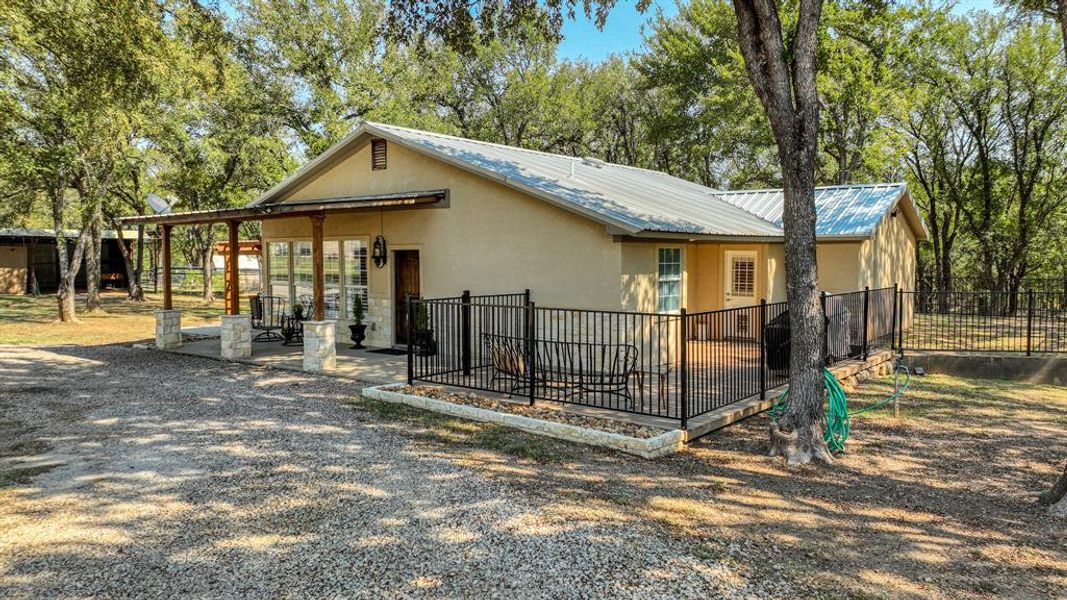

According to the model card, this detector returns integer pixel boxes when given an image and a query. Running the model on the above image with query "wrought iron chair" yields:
[298,294,314,317]
[250,294,287,342]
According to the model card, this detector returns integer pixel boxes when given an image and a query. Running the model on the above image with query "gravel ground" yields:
[0,344,785,599]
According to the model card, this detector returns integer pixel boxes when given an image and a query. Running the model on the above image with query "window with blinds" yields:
[731,255,756,297]
[371,139,387,170]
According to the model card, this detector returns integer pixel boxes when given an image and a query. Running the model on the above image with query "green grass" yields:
[0,291,224,346]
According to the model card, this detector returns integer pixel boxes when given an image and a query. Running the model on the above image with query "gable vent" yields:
[371,139,387,170]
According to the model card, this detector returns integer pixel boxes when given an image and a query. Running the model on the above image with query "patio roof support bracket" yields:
[226,220,240,315]
[310,213,326,321]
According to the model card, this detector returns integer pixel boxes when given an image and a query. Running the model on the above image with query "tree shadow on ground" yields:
[0,345,1064,598]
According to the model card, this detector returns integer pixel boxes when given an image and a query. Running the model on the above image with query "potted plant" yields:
[292,304,304,321]
[348,295,367,349]
[413,301,436,356]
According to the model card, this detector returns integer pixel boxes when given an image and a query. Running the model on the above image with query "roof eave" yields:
[362,123,646,235]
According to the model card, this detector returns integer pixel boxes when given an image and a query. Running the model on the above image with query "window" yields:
[292,241,314,309]
[730,255,756,297]
[371,139,387,170]
[267,242,290,302]
[657,248,682,313]
[323,241,341,318]
[343,239,368,319]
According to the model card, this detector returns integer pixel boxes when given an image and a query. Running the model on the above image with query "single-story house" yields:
[252,123,926,347]
[119,122,927,349]
[0,228,137,295]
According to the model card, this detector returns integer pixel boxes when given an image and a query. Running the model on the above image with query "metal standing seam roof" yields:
[714,184,911,237]
[250,121,922,240]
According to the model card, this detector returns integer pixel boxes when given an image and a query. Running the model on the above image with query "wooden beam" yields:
[311,213,325,321]
[226,220,240,315]
[162,224,173,310]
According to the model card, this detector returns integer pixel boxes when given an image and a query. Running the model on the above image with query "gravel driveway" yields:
[0,344,769,599]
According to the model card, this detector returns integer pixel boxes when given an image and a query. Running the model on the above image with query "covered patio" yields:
[118,190,448,372]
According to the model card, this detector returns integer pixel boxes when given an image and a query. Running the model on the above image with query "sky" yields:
[556,0,1004,62]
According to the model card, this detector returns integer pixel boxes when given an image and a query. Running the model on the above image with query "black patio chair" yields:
[250,294,287,342]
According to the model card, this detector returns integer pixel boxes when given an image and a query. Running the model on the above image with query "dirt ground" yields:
[0,342,1064,598]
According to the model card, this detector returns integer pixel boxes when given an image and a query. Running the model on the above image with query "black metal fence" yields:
[408,286,901,428]
[901,290,1066,354]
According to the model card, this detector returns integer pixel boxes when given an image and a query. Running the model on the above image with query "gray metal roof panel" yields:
[248,121,918,240]
[364,122,784,237]
[714,184,908,237]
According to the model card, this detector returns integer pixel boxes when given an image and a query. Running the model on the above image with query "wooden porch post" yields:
[310,213,325,321]
[226,220,240,315]
[162,224,173,310]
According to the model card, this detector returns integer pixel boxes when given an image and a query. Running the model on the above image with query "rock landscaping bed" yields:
[384,384,667,439]
[365,384,685,458]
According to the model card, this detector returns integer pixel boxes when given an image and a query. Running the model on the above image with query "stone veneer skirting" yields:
[155,310,182,350]
[220,315,251,360]
[361,385,687,458]
[303,320,337,372]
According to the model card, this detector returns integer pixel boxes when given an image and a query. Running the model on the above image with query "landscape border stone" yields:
[361,384,687,458]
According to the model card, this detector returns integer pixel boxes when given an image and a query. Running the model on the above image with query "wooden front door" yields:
[394,250,420,345]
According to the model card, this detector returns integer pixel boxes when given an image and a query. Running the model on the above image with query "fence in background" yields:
[151,266,261,296]
[408,286,901,428]
[901,290,1066,354]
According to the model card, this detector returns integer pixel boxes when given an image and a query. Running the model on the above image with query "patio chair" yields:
[298,293,314,317]
[250,294,287,342]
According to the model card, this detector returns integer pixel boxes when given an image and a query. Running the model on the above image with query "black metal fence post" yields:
[679,308,688,430]
[862,286,870,361]
[820,291,830,366]
[1026,289,1034,356]
[406,295,414,386]
[525,299,536,406]
[896,288,905,355]
[890,283,898,351]
[461,289,472,376]
[758,298,767,400]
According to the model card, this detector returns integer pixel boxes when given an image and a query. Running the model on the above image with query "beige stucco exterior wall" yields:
[619,241,783,313]
[859,202,917,291]
[0,245,27,294]
[261,139,624,345]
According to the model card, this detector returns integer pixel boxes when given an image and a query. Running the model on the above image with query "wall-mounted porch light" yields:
[372,235,387,268]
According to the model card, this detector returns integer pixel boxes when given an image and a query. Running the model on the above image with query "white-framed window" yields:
[657,247,682,313]
[265,237,369,319]
[342,239,369,319]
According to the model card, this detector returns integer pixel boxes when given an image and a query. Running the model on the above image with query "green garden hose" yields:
[769,364,911,453]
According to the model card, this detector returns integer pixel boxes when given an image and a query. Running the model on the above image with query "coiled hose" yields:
[769,364,911,452]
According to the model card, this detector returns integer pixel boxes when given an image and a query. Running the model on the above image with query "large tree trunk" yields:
[113,223,144,301]
[1039,461,1067,517]
[733,0,831,465]
[85,203,102,311]
[201,239,215,302]
[51,185,83,323]
[1057,1,1067,60]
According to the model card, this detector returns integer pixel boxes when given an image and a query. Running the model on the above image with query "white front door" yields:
[723,251,758,338]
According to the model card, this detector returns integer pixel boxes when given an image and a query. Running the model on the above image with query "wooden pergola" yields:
[118,190,448,321]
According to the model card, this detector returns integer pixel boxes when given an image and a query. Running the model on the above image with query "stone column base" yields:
[220,314,252,360]
[303,320,336,372]
[155,310,182,350]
